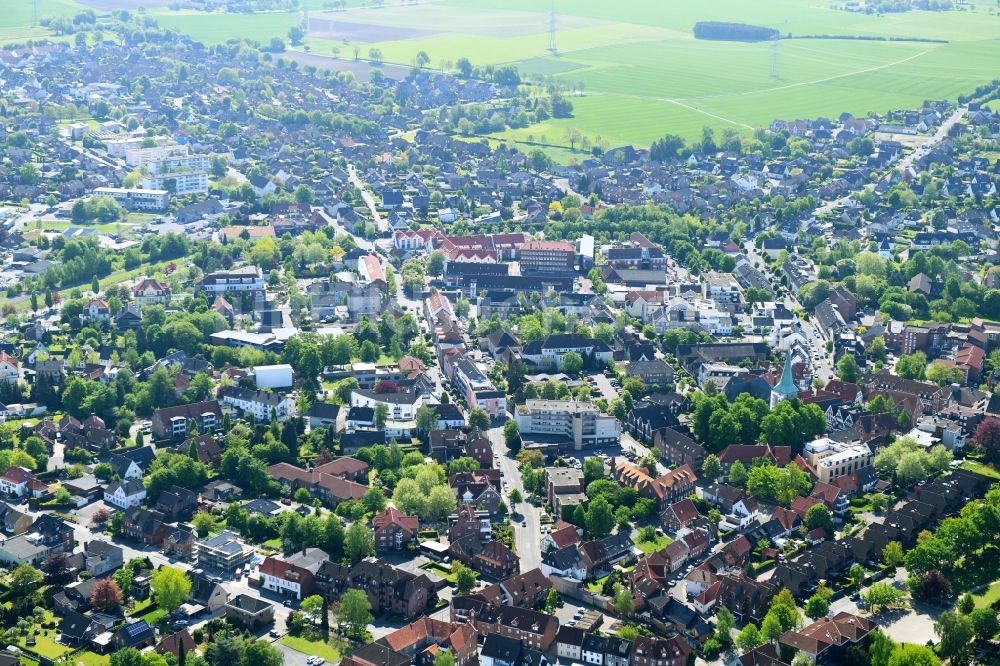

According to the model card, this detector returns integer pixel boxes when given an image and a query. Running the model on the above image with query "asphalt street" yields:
[488,424,542,572]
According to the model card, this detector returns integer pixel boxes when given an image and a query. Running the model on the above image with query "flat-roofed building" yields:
[515,400,619,451]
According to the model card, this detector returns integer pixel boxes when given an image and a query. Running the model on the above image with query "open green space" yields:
[972,580,1000,610]
[279,635,343,662]
[303,0,1000,145]
[961,460,1000,481]
[4,0,997,148]
[634,533,672,554]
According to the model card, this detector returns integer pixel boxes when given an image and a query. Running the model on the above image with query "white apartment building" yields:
[106,137,148,158]
[94,187,170,211]
[803,437,873,484]
[219,386,295,422]
[146,154,211,175]
[124,145,193,167]
[196,266,266,295]
[514,399,619,451]
[142,171,208,195]
[196,530,253,573]
[350,388,437,421]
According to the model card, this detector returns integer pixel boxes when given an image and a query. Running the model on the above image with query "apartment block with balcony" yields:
[515,399,619,451]
[803,437,872,485]
[196,266,266,296]
[195,530,253,573]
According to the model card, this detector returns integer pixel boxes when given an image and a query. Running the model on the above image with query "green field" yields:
[303,0,1000,146]
[154,10,302,45]
[4,0,1000,148]
[0,0,80,29]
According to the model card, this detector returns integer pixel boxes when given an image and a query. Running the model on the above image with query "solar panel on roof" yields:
[125,621,149,636]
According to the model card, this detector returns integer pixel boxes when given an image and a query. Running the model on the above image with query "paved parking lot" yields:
[588,373,619,401]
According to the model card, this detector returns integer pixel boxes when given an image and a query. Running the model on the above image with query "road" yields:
[742,240,834,384]
[487,424,542,572]
[347,164,388,234]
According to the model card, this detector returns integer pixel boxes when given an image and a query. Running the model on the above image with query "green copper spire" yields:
[774,349,798,399]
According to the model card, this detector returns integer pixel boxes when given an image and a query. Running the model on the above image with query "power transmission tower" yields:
[547,0,558,55]
[302,3,309,32]
[770,38,780,79]
[32,0,40,27]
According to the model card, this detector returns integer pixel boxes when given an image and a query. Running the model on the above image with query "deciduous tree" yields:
[90,578,124,612]
[338,588,373,638]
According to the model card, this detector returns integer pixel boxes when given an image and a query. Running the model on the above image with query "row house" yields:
[451,596,559,651]
[449,532,520,579]
[267,461,369,507]
[316,559,439,619]
[612,461,697,511]
[258,547,327,600]
[374,618,478,666]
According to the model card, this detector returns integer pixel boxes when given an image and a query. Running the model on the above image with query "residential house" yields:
[103,479,146,509]
[373,506,420,553]
[629,636,691,666]
[779,612,872,664]
[219,386,295,422]
[133,278,172,307]
[188,570,230,612]
[151,400,222,440]
[316,559,438,619]
[225,594,275,630]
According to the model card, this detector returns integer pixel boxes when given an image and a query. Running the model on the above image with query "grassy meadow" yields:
[2,0,999,148]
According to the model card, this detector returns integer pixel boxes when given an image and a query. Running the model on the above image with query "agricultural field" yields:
[5,0,1000,147]
[298,0,1000,146]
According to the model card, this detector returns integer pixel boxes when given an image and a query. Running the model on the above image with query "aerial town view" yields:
[0,0,998,665]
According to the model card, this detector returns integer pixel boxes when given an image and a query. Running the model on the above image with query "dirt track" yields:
[281,50,409,82]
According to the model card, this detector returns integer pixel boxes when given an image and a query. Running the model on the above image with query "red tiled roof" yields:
[1,466,33,484]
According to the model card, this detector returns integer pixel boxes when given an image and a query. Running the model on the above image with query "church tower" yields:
[770,349,798,408]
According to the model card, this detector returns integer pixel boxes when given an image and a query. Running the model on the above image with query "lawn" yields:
[972,580,1000,610]
[420,561,458,584]
[634,533,672,554]
[128,597,154,616]
[75,652,110,666]
[961,460,1000,480]
[279,635,343,662]
[17,620,71,660]
[587,575,609,593]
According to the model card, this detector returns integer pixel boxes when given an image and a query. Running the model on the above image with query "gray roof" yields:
[0,534,46,560]
[197,530,246,554]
